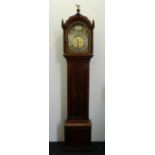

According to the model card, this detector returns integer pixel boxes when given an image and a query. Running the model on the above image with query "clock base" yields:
[64,120,91,150]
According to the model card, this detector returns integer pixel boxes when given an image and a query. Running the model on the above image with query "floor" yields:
[49,142,105,155]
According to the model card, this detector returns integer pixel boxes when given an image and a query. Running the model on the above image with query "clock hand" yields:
[76,38,79,48]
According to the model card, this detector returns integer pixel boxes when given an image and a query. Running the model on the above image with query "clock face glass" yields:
[68,24,88,52]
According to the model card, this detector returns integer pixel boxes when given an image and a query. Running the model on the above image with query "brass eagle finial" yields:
[76,4,80,13]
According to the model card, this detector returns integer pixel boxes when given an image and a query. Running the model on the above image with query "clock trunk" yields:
[67,60,89,120]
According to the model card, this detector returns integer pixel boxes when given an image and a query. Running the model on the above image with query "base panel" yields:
[64,120,91,150]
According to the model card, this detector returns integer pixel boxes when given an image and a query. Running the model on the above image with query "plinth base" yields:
[64,120,91,150]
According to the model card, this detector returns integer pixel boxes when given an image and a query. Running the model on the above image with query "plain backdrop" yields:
[49,0,105,142]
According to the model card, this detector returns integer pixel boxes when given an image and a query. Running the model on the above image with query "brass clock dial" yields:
[68,24,88,52]
[73,36,84,48]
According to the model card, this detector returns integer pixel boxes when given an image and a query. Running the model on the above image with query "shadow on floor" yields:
[49,142,105,155]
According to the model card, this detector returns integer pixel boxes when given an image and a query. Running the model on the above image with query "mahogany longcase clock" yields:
[62,5,95,150]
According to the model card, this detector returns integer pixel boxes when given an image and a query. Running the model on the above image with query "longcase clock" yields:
[62,5,95,150]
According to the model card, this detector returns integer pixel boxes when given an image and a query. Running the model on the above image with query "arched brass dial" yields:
[68,24,88,52]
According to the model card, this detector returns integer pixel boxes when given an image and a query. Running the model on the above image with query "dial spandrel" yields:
[68,24,88,52]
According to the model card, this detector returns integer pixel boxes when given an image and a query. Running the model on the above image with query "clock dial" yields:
[73,36,84,48]
[68,24,88,52]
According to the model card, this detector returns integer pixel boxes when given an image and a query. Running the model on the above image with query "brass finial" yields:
[76,4,80,13]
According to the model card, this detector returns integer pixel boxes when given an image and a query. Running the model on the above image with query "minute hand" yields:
[76,38,79,48]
